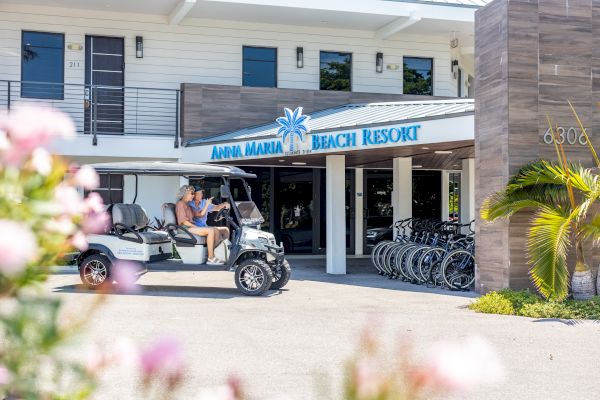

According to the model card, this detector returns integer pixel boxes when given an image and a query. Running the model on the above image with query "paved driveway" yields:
[47,257,600,399]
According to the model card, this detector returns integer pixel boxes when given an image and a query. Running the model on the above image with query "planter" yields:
[571,270,596,300]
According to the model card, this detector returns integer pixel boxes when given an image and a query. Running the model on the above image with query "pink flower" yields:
[420,336,504,392]
[354,358,382,398]
[140,338,184,382]
[31,147,52,175]
[84,192,105,213]
[45,215,77,235]
[74,165,99,190]
[54,183,86,216]
[0,105,75,165]
[82,211,110,234]
[112,337,139,367]
[71,230,88,251]
[112,261,141,294]
[0,364,9,385]
[0,220,38,277]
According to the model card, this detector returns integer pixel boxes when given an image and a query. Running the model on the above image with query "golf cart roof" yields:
[86,161,256,179]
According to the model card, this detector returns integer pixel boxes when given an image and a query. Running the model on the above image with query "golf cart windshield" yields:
[229,178,264,226]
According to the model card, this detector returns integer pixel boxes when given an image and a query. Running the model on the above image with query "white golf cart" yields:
[75,161,291,296]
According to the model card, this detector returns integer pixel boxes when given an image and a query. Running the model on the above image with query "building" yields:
[0,0,485,275]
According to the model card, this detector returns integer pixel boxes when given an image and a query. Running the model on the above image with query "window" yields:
[21,31,65,99]
[448,172,461,221]
[242,46,277,88]
[320,51,352,91]
[88,174,124,204]
[403,57,433,96]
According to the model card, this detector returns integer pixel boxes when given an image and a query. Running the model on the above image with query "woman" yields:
[189,188,230,243]
[174,185,220,264]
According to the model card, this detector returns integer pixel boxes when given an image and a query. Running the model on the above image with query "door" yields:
[274,168,314,253]
[85,35,124,134]
[363,170,394,253]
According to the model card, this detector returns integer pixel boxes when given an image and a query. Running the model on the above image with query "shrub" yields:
[469,292,515,315]
[519,302,575,319]
[470,289,600,320]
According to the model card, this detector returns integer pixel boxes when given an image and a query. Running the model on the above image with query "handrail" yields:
[0,80,181,147]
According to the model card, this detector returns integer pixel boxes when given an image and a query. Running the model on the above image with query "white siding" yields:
[0,3,460,97]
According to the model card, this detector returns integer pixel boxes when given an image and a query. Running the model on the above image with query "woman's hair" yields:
[176,185,194,201]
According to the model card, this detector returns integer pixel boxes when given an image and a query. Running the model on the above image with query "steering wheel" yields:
[214,206,230,222]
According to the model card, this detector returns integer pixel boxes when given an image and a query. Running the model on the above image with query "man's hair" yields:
[176,185,194,201]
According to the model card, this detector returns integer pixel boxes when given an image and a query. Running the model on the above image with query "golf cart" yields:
[75,161,291,296]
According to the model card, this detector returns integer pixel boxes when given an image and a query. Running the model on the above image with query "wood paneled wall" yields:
[475,0,599,292]
[180,84,446,141]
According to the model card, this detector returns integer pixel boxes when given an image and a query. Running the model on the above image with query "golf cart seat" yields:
[162,203,208,264]
[111,203,170,245]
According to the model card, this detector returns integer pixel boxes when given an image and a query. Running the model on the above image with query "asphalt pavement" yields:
[46,257,600,399]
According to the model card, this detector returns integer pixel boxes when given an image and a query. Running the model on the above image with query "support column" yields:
[441,171,449,221]
[460,158,475,226]
[354,168,364,256]
[392,157,412,239]
[326,155,346,274]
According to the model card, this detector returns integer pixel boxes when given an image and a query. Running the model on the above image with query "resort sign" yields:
[209,107,421,161]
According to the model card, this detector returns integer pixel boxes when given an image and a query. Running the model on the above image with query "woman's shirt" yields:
[175,200,195,227]
[188,199,215,227]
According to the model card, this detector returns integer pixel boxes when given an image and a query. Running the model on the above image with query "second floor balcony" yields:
[0,80,182,159]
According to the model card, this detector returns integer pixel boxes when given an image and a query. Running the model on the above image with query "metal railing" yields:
[0,80,180,148]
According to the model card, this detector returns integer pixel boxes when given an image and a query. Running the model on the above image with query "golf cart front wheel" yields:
[270,259,291,290]
[80,254,112,290]
[235,259,273,296]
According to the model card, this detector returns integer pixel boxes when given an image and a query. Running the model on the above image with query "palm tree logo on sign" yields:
[276,107,310,152]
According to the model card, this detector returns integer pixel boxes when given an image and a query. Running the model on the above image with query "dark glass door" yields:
[274,169,314,253]
[364,170,393,252]
[413,171,441,219]
[85,35,124,134]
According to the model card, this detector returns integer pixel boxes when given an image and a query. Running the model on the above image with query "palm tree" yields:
[276,107,310,152]
[481,107,600,300]
[481,160,600,300]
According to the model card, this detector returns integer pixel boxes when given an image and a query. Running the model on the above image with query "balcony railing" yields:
[0,80,180,148]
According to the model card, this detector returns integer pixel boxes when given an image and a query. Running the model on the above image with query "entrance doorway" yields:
[274,168,314,253]
[364,170,394,252]
[85,35,124,134]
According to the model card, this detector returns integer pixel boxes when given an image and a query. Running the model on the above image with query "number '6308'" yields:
[543,127,588,145]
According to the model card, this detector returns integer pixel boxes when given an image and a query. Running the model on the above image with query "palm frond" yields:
[580,214,600,245]
[481,191,548,221]
[527,205,573,300]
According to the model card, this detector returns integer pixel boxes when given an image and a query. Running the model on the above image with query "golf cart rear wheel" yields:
[235,259,273,296]
[80,254,112,290]
[270,259,291,290]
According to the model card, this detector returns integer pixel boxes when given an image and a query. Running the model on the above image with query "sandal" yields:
[207,257,223,265]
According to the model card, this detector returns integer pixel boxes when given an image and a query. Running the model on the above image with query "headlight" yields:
[257,237,269,245]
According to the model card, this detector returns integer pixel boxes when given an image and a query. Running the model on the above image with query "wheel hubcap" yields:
[84,260,107,286]
[239,264,265,291]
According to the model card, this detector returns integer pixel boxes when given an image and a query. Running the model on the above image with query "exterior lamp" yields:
[451,59,459,78]
[136,36,143,58]
[376,52,383,73]
[296,47,303,68]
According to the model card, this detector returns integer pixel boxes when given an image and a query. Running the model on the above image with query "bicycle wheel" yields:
[441,249,475,290]
[371,241,392,274]
[418,247,444,283]
[407,245,429,283]
[395,244,417,281]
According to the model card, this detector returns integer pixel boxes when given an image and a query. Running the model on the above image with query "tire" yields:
[79,253,112,290]
[441,250,475,290]
[270,259,291,290]
[234,259,274,296]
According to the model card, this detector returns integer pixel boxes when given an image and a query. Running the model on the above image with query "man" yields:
[188,187,230,243]
[174,185,221,264]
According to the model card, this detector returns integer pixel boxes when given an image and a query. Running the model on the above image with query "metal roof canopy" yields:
[87,161,257,179]
[185,99,474,146]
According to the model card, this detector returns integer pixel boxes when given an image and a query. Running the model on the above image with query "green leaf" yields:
[527,205,572,301]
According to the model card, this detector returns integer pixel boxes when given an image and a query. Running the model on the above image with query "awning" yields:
[182,99,474,169]
[186,99,474,146]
